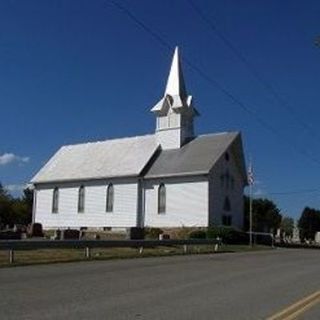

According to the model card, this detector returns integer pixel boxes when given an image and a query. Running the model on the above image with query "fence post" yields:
[271,234,275,248]
[183,244,188,254]
[9,249,14,264]
[215,237,221,252]
[85,247,91,259]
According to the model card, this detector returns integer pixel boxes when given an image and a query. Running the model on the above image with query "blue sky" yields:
[0,0,320,219]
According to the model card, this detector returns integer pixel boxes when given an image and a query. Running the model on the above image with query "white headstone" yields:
[292,223,300,243]
[315,232,320,244]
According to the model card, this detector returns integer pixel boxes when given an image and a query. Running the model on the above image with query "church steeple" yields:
[165,47,187,99]
[151,47,199,150]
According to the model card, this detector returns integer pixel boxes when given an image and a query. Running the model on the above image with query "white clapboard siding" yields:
[35,180,138,229]
[144,177,208,227]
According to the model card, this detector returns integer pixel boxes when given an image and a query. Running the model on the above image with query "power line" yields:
[266,188,320,196]
[245,188,320,199]
[109,0,172,53]
[109,0,320,167]
[187,0,319,141]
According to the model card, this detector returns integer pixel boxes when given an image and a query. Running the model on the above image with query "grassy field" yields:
[0,244,272,268]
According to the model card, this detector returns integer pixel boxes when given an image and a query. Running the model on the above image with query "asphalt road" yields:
[0,249,320,320]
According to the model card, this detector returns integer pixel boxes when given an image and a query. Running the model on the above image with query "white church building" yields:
[31,48,247,230]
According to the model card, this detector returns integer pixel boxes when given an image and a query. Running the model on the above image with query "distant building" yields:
[31,47,247,230]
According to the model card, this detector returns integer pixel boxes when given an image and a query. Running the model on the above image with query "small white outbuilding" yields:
[31,47,247,230]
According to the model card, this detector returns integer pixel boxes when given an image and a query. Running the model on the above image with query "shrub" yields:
[253,234,273,246]
[28,223,44,237]
[189,230,206,239]
[0,230,21,240]
[228,229,249,244]
[145,228,163,239]
[63,229,80,240]
[175,226,195,239]
[207,226,249,244]
[129,227,145,240]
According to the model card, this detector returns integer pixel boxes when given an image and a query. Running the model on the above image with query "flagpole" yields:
[249,177,253,247]
[248,157,253,247]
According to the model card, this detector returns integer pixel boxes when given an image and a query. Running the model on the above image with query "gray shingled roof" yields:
[31,135,159,184]
[144,132,241,178]
[31,131,245,184]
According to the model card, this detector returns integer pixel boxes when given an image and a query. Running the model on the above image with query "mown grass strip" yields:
[0,244,272,268]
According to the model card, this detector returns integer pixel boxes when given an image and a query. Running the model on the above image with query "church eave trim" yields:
[143,170,209,180]
[31,174,140,186]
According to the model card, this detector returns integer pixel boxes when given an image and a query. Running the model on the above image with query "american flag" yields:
[247,164,254,185]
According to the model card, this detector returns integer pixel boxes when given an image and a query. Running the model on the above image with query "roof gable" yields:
[31,135,159,184]
[144,132,241,178]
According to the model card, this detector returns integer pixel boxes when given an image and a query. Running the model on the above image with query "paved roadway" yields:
[0,249,319,320]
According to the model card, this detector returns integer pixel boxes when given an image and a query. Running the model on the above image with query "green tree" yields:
[280,216,294,237]
[0,183,33,228]
[298,207,320,241]
[21,187,33,224]
[244,196,282,233]
[0,183,14,228]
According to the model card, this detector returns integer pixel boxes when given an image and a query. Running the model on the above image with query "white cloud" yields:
[5,184,27,193]
[0,153,16,165]
[0,153,30,166]
[253,188,265,196]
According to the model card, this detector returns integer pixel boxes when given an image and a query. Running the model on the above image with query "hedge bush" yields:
[189,230,207,239]
[63,229,80,240]
[28,223,44,237]
[0,230,21,240]
[129,227,145,240]
[207,226,249,244]
[145,228,163,239]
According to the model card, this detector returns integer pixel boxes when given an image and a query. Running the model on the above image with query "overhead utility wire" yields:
[269,189,320,196]
[187,0,319,141]
[109,0,320,167]
[257,188,320,196]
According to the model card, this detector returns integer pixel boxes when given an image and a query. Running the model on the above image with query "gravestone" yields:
[315,232,320,244]
[292,222,300,243]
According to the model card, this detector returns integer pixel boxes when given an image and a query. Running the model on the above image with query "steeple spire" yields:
[165,47,187,98]
[150,47,199,150]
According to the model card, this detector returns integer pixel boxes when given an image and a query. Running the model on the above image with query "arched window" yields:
[78,185,85,213]
[106,183,114,212]
[158,183,166,214]
[52,187,59,213]
[223,196,231,212]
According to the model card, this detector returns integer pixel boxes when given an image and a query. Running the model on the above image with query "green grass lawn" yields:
[0,244,272,268]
